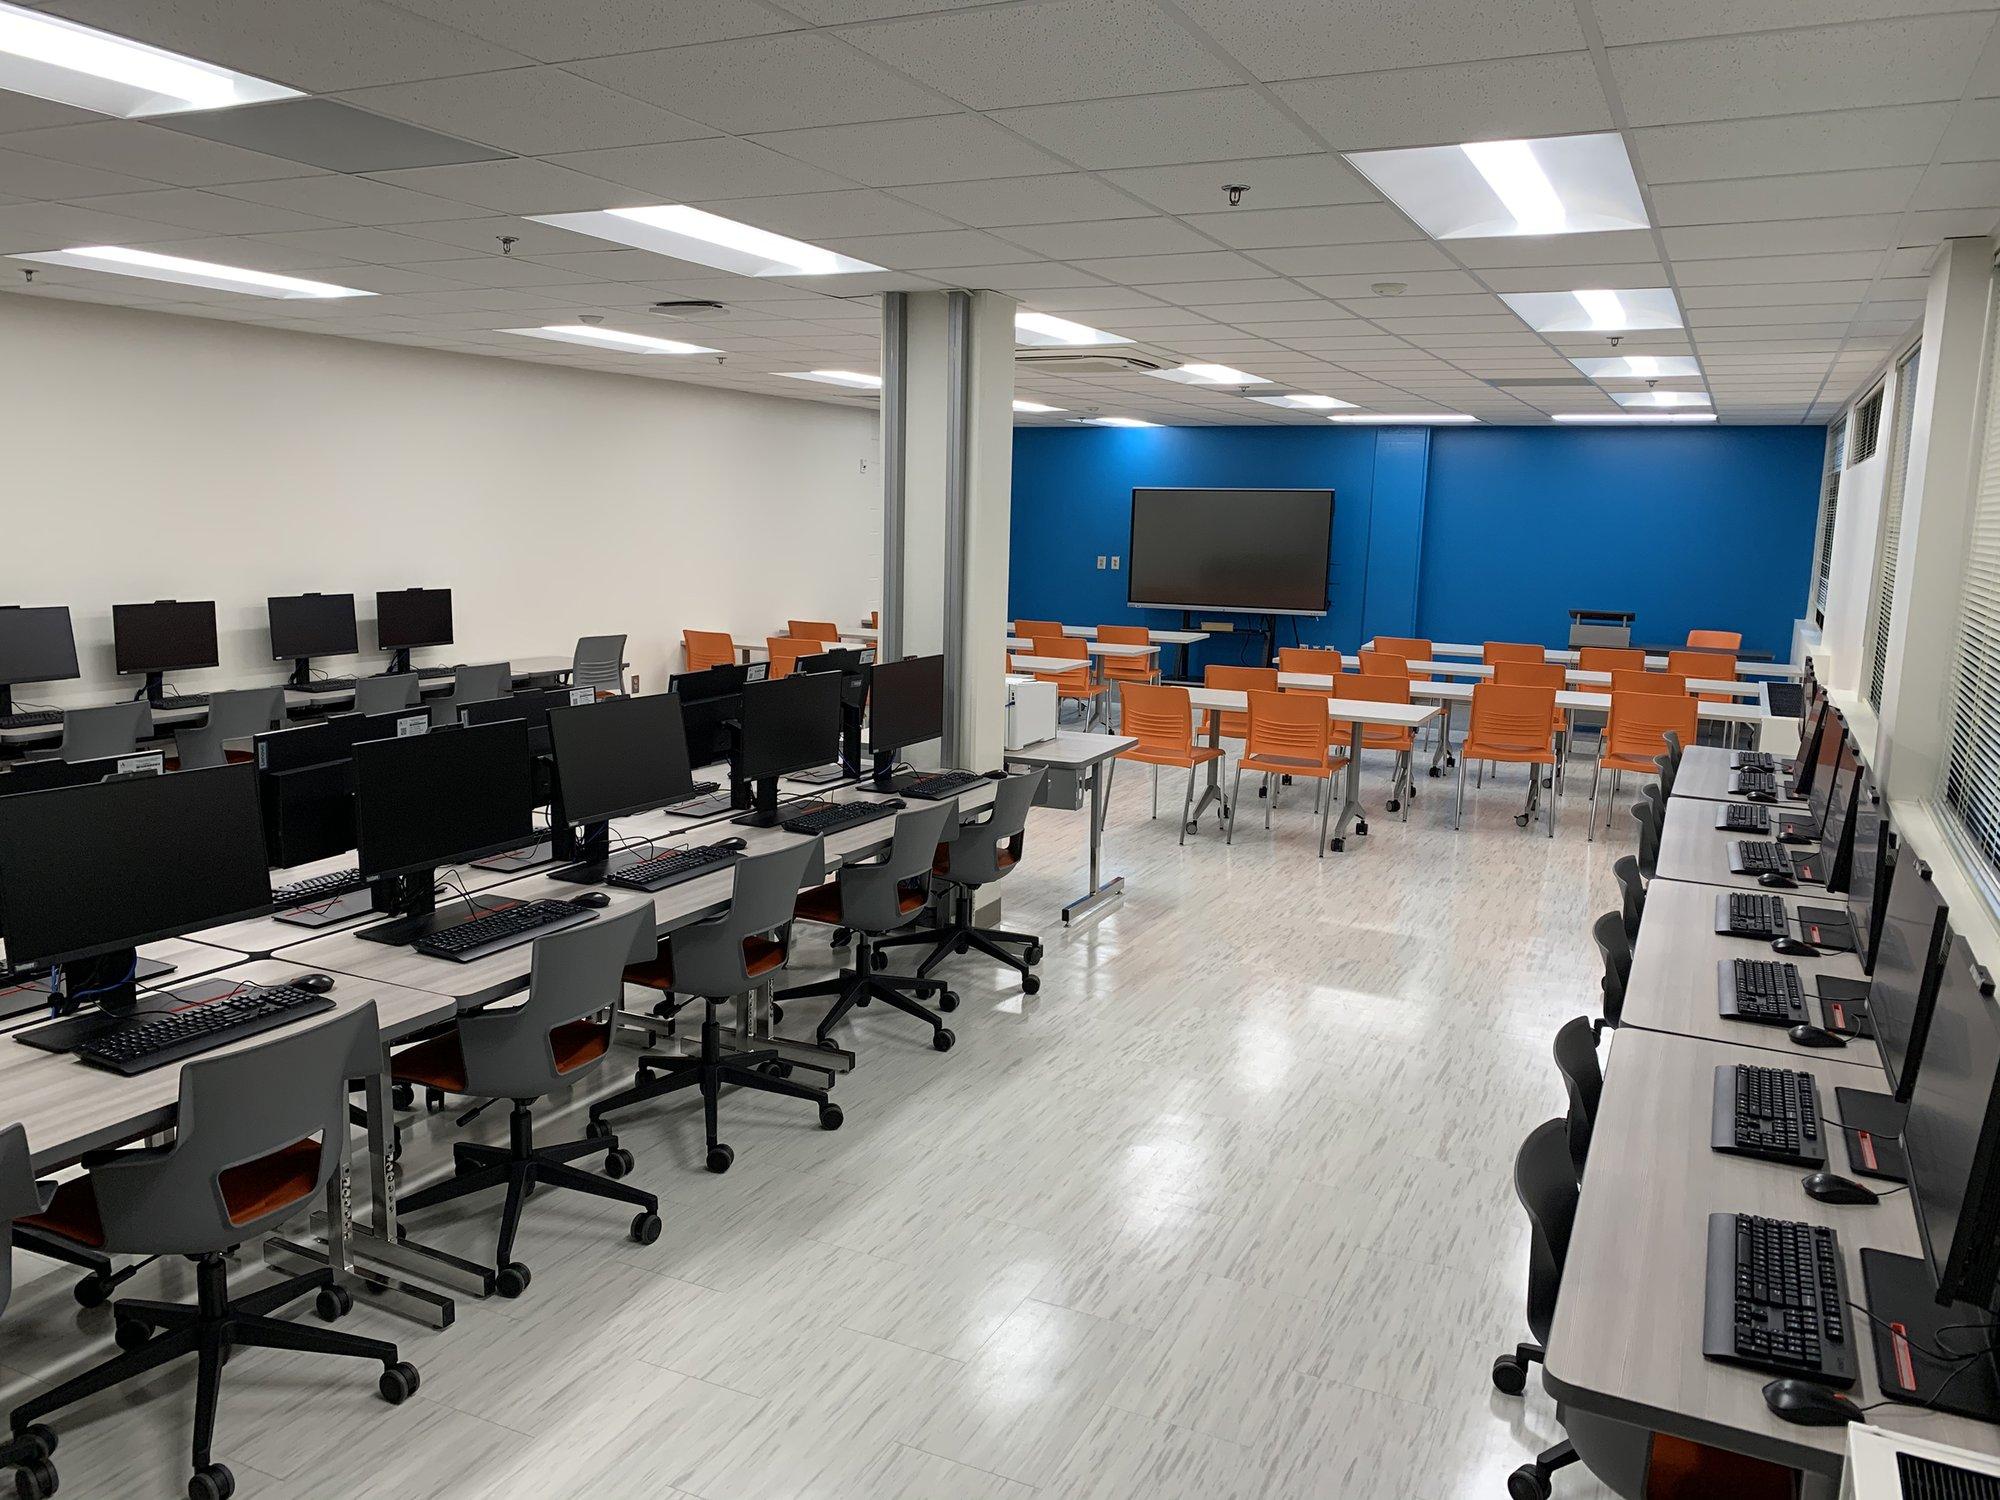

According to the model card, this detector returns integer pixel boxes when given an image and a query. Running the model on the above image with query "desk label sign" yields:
[115,753,165,776]
[569,688,595,707]
[395,714,429,738]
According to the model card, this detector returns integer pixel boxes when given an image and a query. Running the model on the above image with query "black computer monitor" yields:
[1869,857,1955,1104]
[1818,746,1867,891]
[1789,701,1840,799]
[1805,731,1858,842]
[254,710,426,868]
[803,647,877,776]
[0,749,164,798]
[546,694,695,881]
[375,588,453,674]
[732,671,842,827]
[1847,796,1895,973]
[112,599,218,702]
[0,606,79,715]
[269,592,358,683]
[0,765,271,1006]
[672,662,768,769]
[868,653,947,788]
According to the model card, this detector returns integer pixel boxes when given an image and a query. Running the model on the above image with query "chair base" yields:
[8,1254,412,1494]
[775,933,955,1051]
[395,1101,660,1292]
[1508,1440,1578,1499]
[874,890,1044,993]
[15,1222,134,1308]
[589,1004,841,1174]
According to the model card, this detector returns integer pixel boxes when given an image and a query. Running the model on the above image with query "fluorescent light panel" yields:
[1499,287,1682,333]
[0,0,299,117]
[503,325,718,355]
[1014,311,1130,348]
[1072,416,1158,428]
[1249,393,1357,411]
[528,205,884,278]
[1613,389,1711,409]
[1554,413,1715,424]
[1342,132,1647,240]
[1151,362,1269,387]
[780,370,881,390]
[1571,355,1701,380]
[1013,400,1065,413]
[1328,412,1477,424]
[11,245,371,299]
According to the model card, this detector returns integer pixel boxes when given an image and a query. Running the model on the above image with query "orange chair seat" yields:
[1119,742,1223,770]
[1240,750,1348,778]
[1461,738,1556,765]
[549,1018,611,1075]
[218,1138,324,1228]
[1601,750,1668,775]
[1357,727,1415,751]
[391,1030,470,1092]
[18,1177,107,1248]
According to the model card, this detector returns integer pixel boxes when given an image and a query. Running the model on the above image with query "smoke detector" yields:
[1371,281,1407,296]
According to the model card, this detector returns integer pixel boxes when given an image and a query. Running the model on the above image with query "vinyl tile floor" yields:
[0,740,1630,1499]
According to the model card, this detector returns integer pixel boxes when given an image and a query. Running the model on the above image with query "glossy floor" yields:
[0,749,1623,1499]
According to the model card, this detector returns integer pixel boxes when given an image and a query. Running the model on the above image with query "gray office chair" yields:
[1663,728,1685,776]
[1552,1016,1602,1175]
[428,660,513,728]
[590,840,838,1174]
[393,906,661,1296]
[1592,911,1631,1040]
[1630,798,1661,883]
[172,686,286,771]
[353,673,419,714]
[56,700,152,763]
[569,634,626,697]
[7,1005,418,1500]
[0,1125,58,1500]
[775,801,960,1051]
[1612,854,1645,940]
[873,771,1047,994]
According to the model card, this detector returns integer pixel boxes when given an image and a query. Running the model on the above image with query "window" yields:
[1812,417,1847,623]
[1867,345,1921,711]
[1849,385,1884,464]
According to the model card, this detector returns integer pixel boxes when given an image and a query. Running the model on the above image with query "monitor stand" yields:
[8,949,217,1052]
[288,656,315,689]
[1833,1088,1907,1182]
[1860,1249,2000,1421]
[385,649,412,677]
[549,821,623,885]
[472,840,554,873]
[138,672,170,708]
[273,888,375,929]
[868,747,923,795]
[731,776,786,829]
[1815,975,1873,1038]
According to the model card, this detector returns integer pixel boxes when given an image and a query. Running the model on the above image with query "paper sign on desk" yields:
[115,752,165,776]
[395,715,428,738]
[569,687,595,707]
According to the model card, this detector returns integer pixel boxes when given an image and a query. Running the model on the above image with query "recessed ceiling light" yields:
[527,205,885,278]
[1013,399,1065,413]
[1571,355,1701,380]
[1249,393,1358,411]
[1151,363,1269,387]
[1342,132,1647,240]
[1328,412,1478,424]
[1015,311,1131,348]
[1072,416,1158,428]
[503,325,718,355]
[11,245,372,299]
[0,0,300,117]
[1554,412,1716,424]
[1613,389,1710,409]
[1499,287,1682,333]
[779,370,882,390]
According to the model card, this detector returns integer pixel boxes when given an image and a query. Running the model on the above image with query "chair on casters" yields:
[873,771,1048,991]
[172,686,286,771]
[1492,1119,1586,1497]
[1592,911,1631,1039]
[1630,799,1661,882]
[776,802,961,1051]
[391,907,662,1296]
[428,661,511,728]
[0,1125,59,1500]
[589,842,841,1176]
[1454,683,1559,836]
[6,1007,419,1500]
[56,700,152,763]
[1113,682,1222,842]
[568,634,626,698]
[353,673,419,715]
[1612,854,1645,939]
[1333,671,1418,818]
[1552,1016,1602,1172]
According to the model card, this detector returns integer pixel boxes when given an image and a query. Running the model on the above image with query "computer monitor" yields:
[112,599,218,702]
[1789,700,1839,799]
[461,686,586,754]
[672,661,769,769]
[0,606,79,715]
[868,654,947,789]
[268,592,358,684]
[0,749,164,798]
[375,588,453,674]
[1846,794,1895,973]
[1817,746,1867,891]
[546,694,695,880]
[255,710,427,870]
[802,646,877,777]
[731,671,842,827]
[1868,857,1955,1104]
[1804,729,1858,842]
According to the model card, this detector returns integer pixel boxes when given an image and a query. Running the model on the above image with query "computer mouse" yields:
[717,836,747,851]
[1759,872,1798,889]
[1763,1378,1865,1426]
[1746,790,1777,803]
[884,799,907,810]
[1773,937,1822,958]
[1803,1171,1879,1206]
[985,768,1008,780]
[573,891,612,908]
[295,972,336,994]
[1788,1023,1845,1049]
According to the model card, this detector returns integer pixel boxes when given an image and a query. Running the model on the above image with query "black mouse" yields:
[295,972,336,994]
[717,837,747,851]
[1803,1171,1879,1205]
[1759,872,1798,889]
[1763,1378,1865,1426]
[1746,790,1777,803]
[986,769,1008,780]
[573,891,611,908]
[1772,937,1821,958]
[1789,1023,1845,1049]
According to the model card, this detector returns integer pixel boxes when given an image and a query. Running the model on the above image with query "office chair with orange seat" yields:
[683,630,737,673]
[1483,640,1545,666]
[1686,629,1742,652]
[1455,682,1559,835]
[1278,645,1343,676]
[1332,671,1418,820]
[1589,689,1698,840]
[1028,635,1106,727]
[1229,690,1348,856]
[788,619,841,642]
[1494,659,1571,793]
[1115,682,1223,841]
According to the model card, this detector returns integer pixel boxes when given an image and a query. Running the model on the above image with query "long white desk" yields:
[1375,638,1805,680]
[1673,744,1809,807]
[1657,792,1833,894]
[1005,731,1134,924]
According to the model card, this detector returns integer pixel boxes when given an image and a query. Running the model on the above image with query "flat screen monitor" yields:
[0,606,79,687]
[672,663,768,767]
[0,764,271,968]
[1870,857,1954,1104]
[1805,730,1857,840]
[1127,487,1334,615]
[1818,746,1865,889]
[1790,700,1838,799]
[255,710,423,776]
[1847,797,1894,972]
[112,600,218,676]
[548,693,694,825]
[353,721,532,882]
[737,672,841,783]
[268,593,358,660]
[870,654,944,754]
[375,588,453,651]
[0,750,164,798]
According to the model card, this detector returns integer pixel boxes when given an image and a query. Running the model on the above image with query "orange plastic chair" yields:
[1455,682,1559,835]
[1589,690,1698,840]
[1359,651,1411,678]
[1029,636,1106,727]
[1369,636,1431,664]
[766,637,827,677]
[1333,672,1417,821]
[683,630,737,673]
[1116,682,1223,842]
[787,619,840,643]
[1686,629,1742,652]
[1577,646,1644,675]
[1231,690,1349,855]
[1669,648,1737,706]
[1484,641,1545,666]
[1014,619,1061,639]
[1611,668,1686,698]
[1278,646,1343,677]
[1097,624,1160,688]
[867,611,879,628]
[1198,665,1278,744]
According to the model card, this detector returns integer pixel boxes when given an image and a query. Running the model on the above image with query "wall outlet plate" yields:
[1096,555,1107,569]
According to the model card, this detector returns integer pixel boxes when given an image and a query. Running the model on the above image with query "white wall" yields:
[0,294,880,708]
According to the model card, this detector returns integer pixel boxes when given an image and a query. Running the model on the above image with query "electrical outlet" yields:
[1096,555,1107,570]
[1110,555,1121,570]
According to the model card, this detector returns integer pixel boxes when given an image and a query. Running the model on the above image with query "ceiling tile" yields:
[745,114,1069,185]
[1631,105,1953,184]
[1273,53,1612,149]
[1449,230,1660,268]
[1474,264,1669,291]
[1099,154,1378,215]
[1941,99,2000,162]
[549,137,861,202]
[383,0,798,62]
[0,147,159,200]
[0,201,195,254]
[1197,298,1352,324]
[1177,0,1583,81]
[686,188,960,237]
[1673,250,1889,284]
[366,157,630,214]
[1293,270,1484,297]
[1913,159,2000,210]
[784,0,992,19]
[0,122,326,187]
[996,217,1220,259]
[1141,277,1294,303]
[919,261,1108,290]
[211,174,494,226]
[990,88,1318,170]
[1666,214,1901,259]
[821,227,1044,267]
[1249,243,1458,275]
[1901,205,2000,240]
[1180,203,1414,249]
[0,94,99,136]
[246,225,479,263]
[387,215,622,256]
[338,69,717,157]
[891,172,1154,227]
[1071,249,1275,284]
[1594,0,1997,47]
[1651,167,1921,225]
[64,188,338,235]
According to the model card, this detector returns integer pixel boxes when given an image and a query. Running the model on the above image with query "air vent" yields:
[1849,385,1884,464]
[649,301,728,320]
[1016,351,1165,374]
[161,99,509,173]
[1900,1452,2000,1500]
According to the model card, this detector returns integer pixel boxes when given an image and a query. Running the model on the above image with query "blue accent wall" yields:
[1009,424,1823,666]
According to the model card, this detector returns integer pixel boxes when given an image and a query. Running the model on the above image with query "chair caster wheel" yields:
[187,1462,234,1500]
[72,1274,111,1309]
[604,1148,636,1178]
[377,1362,420,1405]
[1514,813,1531,828]
[114,1315,152,1352]
[315,1286,354,1323]
[1356,819,1369,835]
[1257,784,1268,798]
[392,1082,415,1110]
[1491,1355,1527,1395]
[1184,821,1199,835]
[938,990,960,1012]
[819,1103,844,1131]
[1508,1465,1551,1500]
[933,1028,956,1052]
[1025,943,1044,966]
[584,1118,612,1140]
[816,1036,841,1053]
[770,1003,784,1024]
[1385,799,1401,812]
[1427,767,1441,779]
[1329,837,1344,852]
[758,1060,793,1079]
[18,1428,55,1463]
[831,927,851,947]
[1022,974,1041,995]
[1446,755,1457,766]
[630,1211,662,1246]
[495,1263,531,1298]
[706,1144,734,1174]
[425,1088,445,1113]
[18,1458,57,1498]
[870,950,888,971]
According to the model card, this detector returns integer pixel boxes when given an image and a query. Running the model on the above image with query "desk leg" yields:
[717,978,855,1075]
[1329,721,1368,852]
[1061,758,1124,925]
[1429,700,1460,777]
[1186,716,1228,833]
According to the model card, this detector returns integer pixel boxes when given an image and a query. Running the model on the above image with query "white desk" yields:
[1391,639,1805,680]
[1673,744,1809,807]
[1657,792,1833,894]
[1007,639,1156,659]
[1057,625,1207,645]
[1004,731,1136,924]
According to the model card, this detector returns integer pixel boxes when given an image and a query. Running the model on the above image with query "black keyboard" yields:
[781,801,901,836]
[1722,804,1771,834]
[74,985,336,1075]
[606,843,741,893]
[272,868,365,908]
[901,770,985,800]
[412,899,596,961]
[1736,841,1790,875]
[1714,1063,1825,1166]
[1726,891,1788,938]
[297,677,357,693]
[154,693,210,709]
[0,710,62,730]
[1722,959,1808,1025]
[1734,767,1777,794]
[415,666,459,680]
[1703,1213,1856,1385]
[663,781,722,813]
[1734,751,1777,772]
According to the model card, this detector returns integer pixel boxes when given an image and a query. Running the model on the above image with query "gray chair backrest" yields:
[1664,728,1685,772]
[59,700,152,762]
[431,661,513,728]
[572,635,626,695]
[670,839,824,998]
[940,770,1044,887]
[1612,854,1645,939]
[0,1122,51,1315]
[1553,1015,1602,1176]
[837,801,955,933]
[173,686,287,771]
[1516,1117,1579,1345]
[87,1003,380,1256]
[1593,910,1631,1029]
[1631,799,1660,881]
[354,674,419,714]
[457,904,650,1101]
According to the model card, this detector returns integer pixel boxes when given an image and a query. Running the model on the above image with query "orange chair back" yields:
[767,637,822,677]
[1279,646,1343,676]
[683,629,736,673]
[1098,624,1159,684]
[1359,651,1411,678]
[788,619,840,642]
[1611,668,1685,697]
[1015,619,1061,638]
[1118,682,1199,763]
[867,610,879,627]
[1604,690,1699,772]
[1578,646,1644,674]
[1496,660,1567,730]
[1202,665,1277,740]
[1333,671,1415,750]
[1686,629,1742,651]
[1243,689,1330,773]
[1483,641,1545,665]
[1467,682,1557,758]
[1029,635,1092,694]
[1668,648,1737,701]
[1371,636,1430,662]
